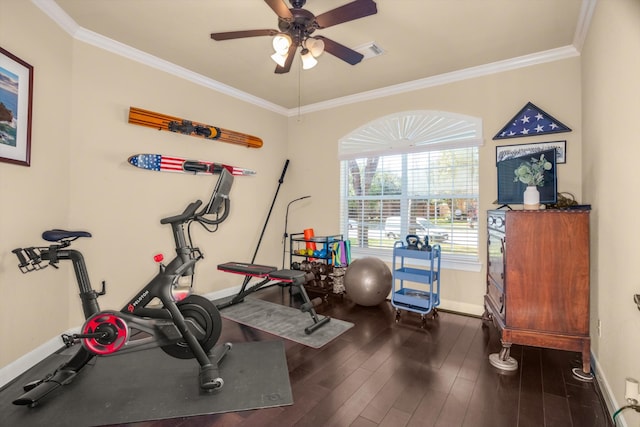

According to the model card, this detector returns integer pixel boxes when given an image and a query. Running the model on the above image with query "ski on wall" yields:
[128,154,256,176]
[128,107,263,148]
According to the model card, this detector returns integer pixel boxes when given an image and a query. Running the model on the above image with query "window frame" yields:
[338,111,483,272]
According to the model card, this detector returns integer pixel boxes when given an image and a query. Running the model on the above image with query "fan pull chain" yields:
[297,62,302,121]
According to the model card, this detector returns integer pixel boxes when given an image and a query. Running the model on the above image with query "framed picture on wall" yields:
[0,46,33,166]
[495,140,566,165]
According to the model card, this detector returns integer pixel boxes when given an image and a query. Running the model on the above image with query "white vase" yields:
[523,185,540,210]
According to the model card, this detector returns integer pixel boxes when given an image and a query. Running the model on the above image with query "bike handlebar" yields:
[196,198,230,226]
[12,248,29,267]
[160,200,203,225]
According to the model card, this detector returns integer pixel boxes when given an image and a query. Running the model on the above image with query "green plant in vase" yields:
[513,153,552,209]
[513,153,553,186]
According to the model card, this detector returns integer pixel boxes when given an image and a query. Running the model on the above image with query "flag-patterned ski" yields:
[128,154,256,176]
[128,107,263,148]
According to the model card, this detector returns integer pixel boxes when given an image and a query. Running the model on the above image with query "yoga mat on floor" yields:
[218,297,354,348]
[0,340,292,427]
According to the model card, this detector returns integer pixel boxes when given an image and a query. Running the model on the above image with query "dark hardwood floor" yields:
[111,287,612,427]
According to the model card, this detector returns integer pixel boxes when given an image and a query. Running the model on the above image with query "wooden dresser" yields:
[484,209,592,378]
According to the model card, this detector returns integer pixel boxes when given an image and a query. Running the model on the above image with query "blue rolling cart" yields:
[391,240,441,326]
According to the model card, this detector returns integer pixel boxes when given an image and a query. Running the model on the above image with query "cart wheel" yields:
[395,309,401,323]
[432,308,439,318]
[420,314,427,328]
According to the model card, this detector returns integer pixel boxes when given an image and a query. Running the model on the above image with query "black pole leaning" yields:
[249,159,289,265]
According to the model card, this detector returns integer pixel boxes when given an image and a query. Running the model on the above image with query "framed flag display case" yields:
[493,102,571,140]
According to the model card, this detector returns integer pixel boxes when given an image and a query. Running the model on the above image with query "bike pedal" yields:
[61,334,77,347]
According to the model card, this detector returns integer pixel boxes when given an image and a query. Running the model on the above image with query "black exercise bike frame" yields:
[11,169,235,407]
[62,201,213,358]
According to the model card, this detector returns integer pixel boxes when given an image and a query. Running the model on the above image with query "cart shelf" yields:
[391,241,441,325]
[393,267,438,284]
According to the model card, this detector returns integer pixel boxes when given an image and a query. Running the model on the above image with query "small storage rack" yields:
[289,233,344,265]
[391,240,441,326]
[289,233,348,300]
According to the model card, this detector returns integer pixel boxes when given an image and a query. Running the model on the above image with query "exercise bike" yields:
[10,169,236,407]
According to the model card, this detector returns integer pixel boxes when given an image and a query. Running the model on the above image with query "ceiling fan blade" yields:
[315,36,364,65]
[211,29,278,41]
[315,0,377,29]
[264,0,293,20]
[275,43,297,74]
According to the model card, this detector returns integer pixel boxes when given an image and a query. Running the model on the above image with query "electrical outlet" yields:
[626,378,640,404]
[597,319,602,337]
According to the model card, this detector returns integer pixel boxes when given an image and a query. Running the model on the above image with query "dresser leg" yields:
[489,341,518,371]
[571,368,593,382]
[571,346,593,382]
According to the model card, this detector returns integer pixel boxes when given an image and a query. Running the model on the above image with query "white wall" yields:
[582,0,640,425]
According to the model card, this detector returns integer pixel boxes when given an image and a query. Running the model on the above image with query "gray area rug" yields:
[0,340,292,427]
[218,297,354,348]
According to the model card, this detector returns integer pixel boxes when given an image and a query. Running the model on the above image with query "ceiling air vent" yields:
[354,42,384,61]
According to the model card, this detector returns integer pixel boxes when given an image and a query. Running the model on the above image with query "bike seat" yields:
[42,229,92,242]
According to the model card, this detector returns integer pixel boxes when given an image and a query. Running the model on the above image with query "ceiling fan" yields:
[210,0,377,74]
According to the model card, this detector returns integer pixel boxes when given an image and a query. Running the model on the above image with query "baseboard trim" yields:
[592,353,625,426]
[439,299,485,317]
[0,326,80,389]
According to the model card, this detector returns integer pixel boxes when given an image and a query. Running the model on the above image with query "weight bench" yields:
[216,262,331,335]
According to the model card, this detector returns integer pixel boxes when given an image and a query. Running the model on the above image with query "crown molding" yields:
[75,27,289,115]
[31,0,288,115]
[33,0,589,118]
[291,45,580,117]
[32,0,80,35]
[573,0,598,52]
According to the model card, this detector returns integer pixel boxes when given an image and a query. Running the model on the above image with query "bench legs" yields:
[295,282,331,334]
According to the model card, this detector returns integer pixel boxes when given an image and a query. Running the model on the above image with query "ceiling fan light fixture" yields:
[271,51,288,67]
[300,48,318,70]
[211,0,379,75]
[305,37,325,58]
[272,34,292,55]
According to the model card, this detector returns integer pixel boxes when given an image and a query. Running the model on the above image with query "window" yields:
[339,111,482,270]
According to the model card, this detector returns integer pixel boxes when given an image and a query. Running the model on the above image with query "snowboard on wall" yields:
[128,107,263,149]
[128,154,256,176]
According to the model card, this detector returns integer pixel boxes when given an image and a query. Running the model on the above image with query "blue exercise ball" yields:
[344,257,392,306]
